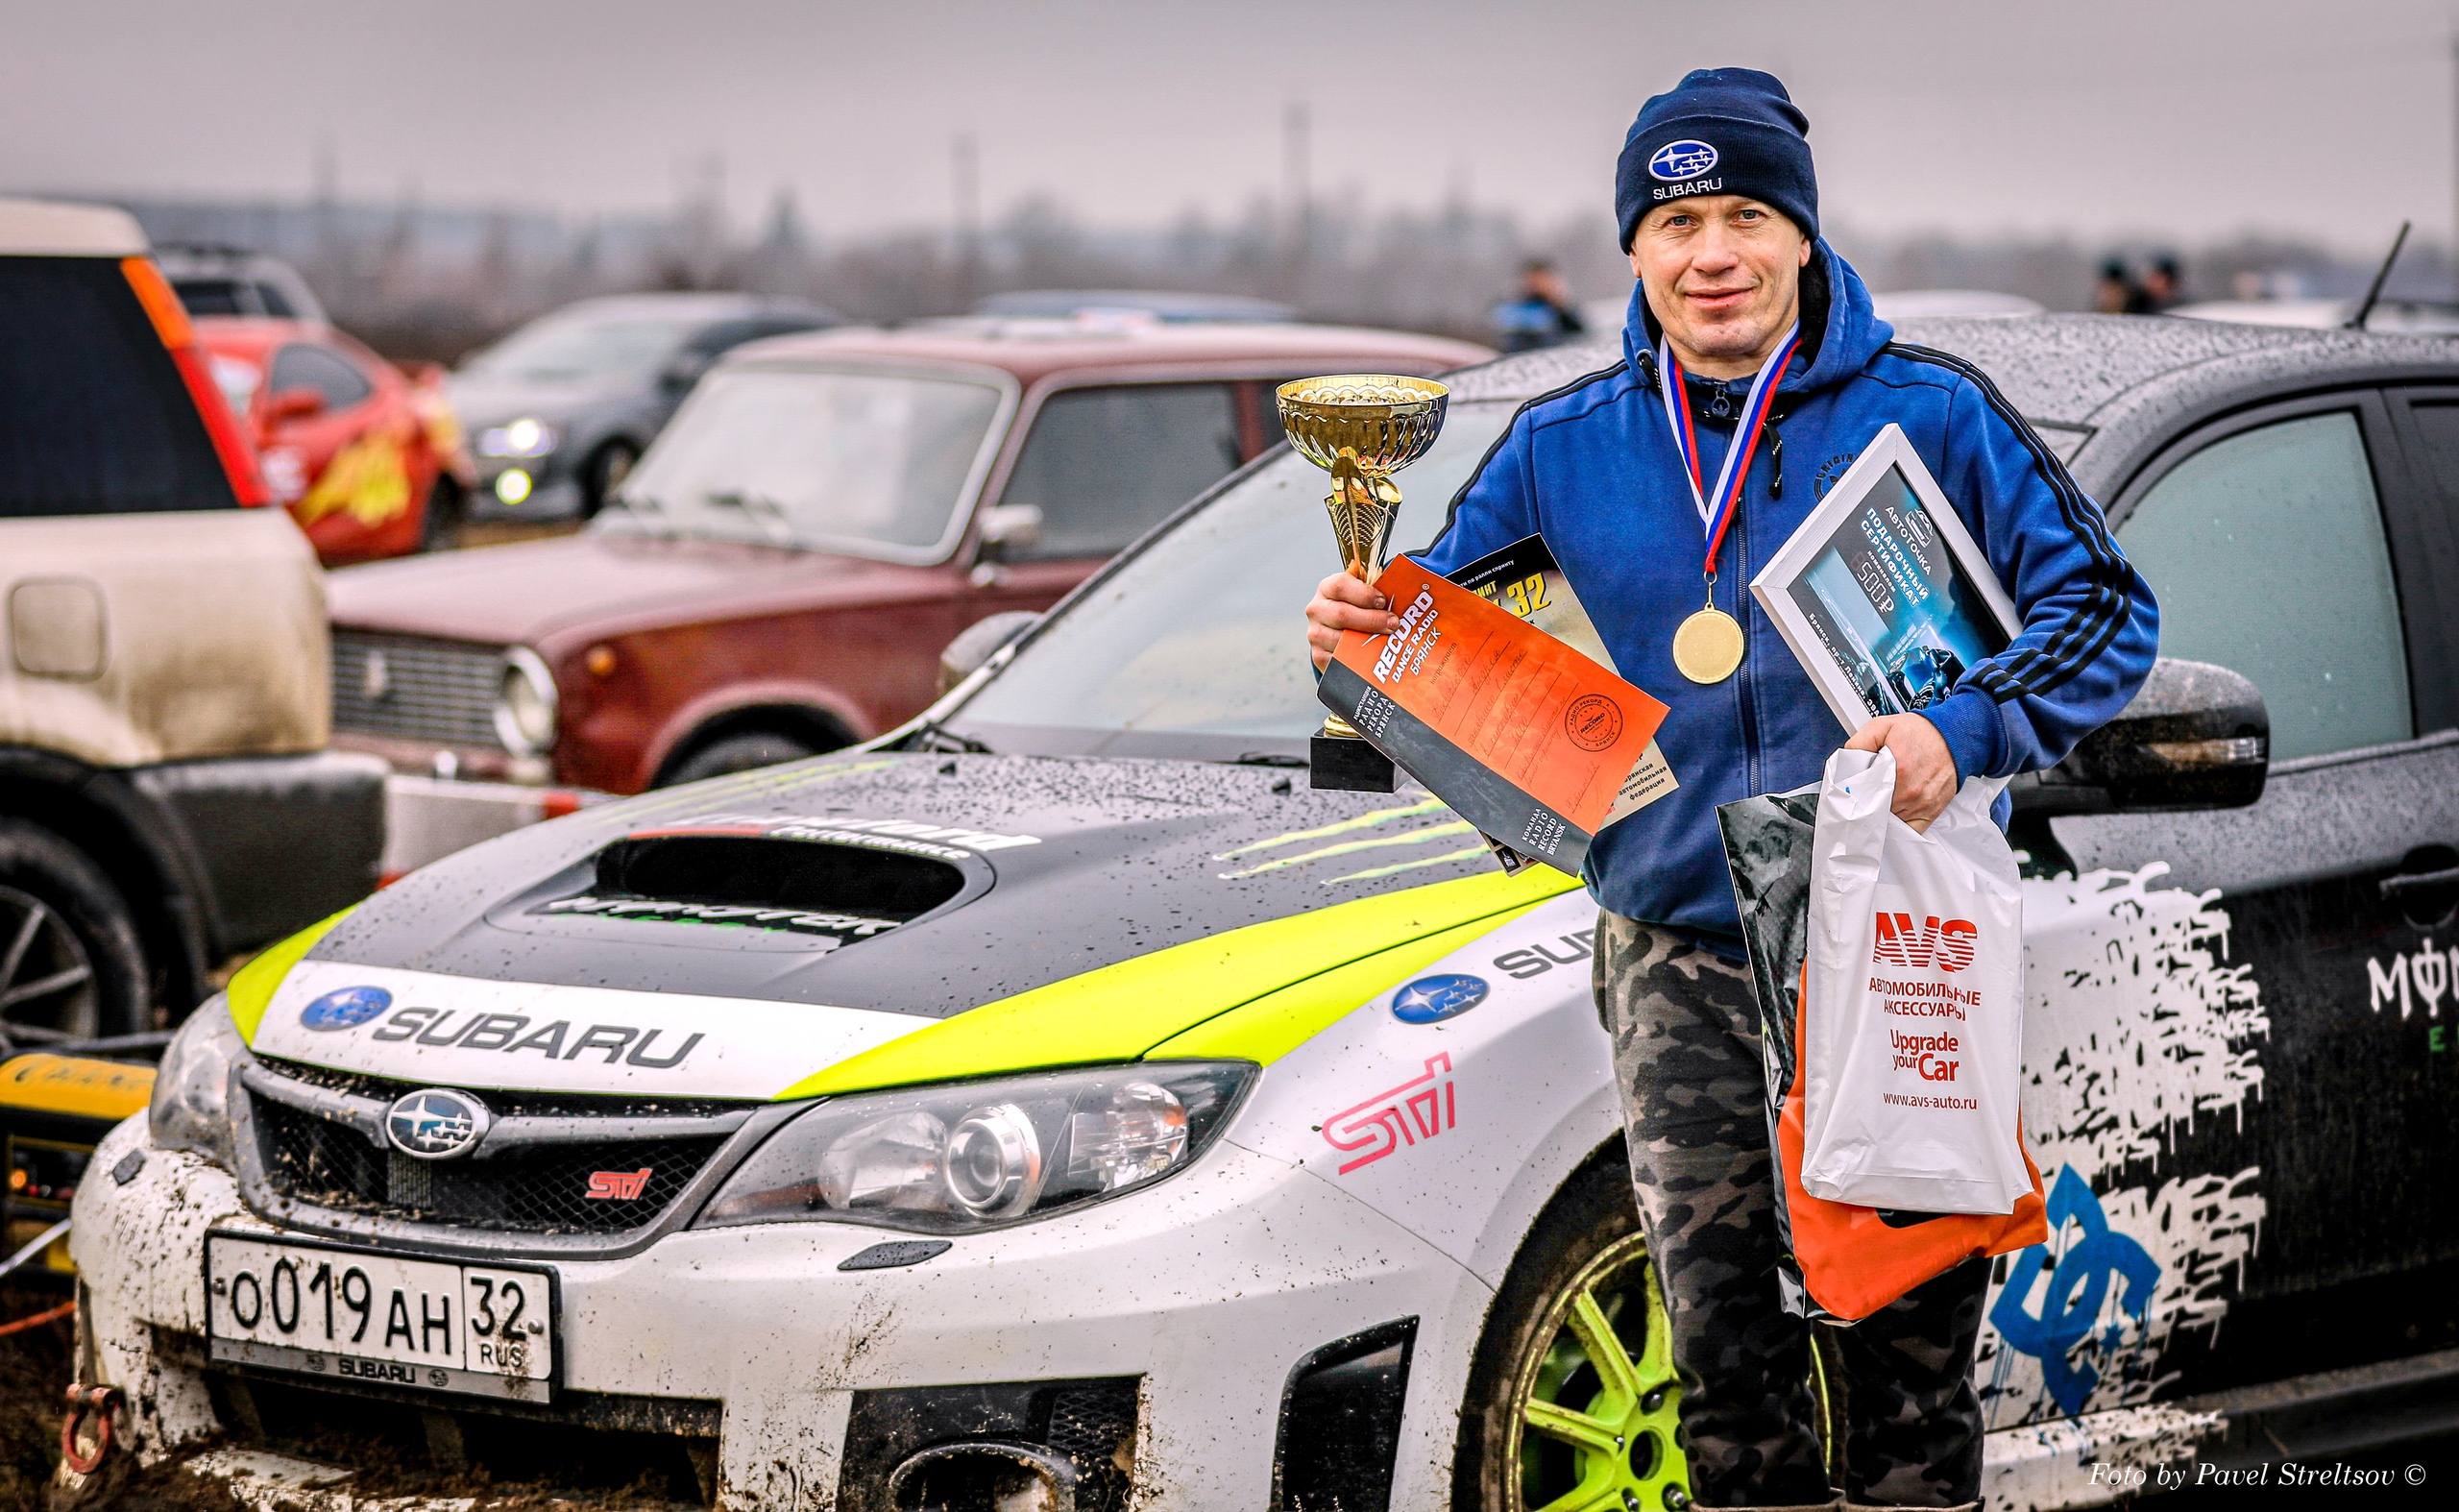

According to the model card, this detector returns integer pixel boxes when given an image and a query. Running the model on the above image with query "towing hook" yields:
[61,1384,124,1475]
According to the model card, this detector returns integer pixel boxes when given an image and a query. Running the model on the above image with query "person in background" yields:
[2142,255,2180,310]
[2093,256,2136,315]
[2124,255,2179,314]
[1492,258,1590,351]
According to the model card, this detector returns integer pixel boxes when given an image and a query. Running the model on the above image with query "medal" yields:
[1672,602,1747,683]
[1657,325,1800,684]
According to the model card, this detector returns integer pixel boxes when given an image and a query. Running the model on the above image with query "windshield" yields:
[599,365,1008,560]
[946,399,1516,758]
[462,312,702,384]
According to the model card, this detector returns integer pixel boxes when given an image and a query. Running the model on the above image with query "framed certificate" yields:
[1748,423,2023,733]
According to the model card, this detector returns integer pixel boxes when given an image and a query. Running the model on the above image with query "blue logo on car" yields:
[1648,139,1719,181]
[1391,973,1490,1024]
[300,986,391,1032]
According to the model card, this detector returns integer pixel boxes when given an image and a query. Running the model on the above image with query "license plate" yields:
[206,1232,553,1402]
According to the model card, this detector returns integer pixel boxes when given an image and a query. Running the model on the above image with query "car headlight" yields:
[476,417,559,458]
[695,1061,1254,1234]
[493,646,559,756]
[149,994,243,1168]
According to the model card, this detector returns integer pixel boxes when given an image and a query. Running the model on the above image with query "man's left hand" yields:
[1844,715,1959,832]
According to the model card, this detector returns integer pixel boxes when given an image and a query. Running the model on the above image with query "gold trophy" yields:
[1276,374,1449,791]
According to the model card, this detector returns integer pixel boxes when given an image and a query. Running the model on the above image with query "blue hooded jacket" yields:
[1413,244,2158,952]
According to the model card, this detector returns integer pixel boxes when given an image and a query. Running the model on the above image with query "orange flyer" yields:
[1320,555,1674,875]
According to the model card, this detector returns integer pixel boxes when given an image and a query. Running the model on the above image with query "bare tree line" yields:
[95,188,2455,362]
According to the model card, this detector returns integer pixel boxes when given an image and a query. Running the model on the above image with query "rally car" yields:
[70,315,2459,1511]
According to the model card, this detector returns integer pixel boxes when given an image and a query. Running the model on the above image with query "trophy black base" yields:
[1310,733,1397,793]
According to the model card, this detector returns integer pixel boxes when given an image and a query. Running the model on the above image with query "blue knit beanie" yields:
[1616,68,1816,250]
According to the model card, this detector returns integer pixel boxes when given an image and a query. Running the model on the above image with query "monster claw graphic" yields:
[1989,1165,2162,1417]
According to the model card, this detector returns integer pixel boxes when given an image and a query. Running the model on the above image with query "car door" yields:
[963,379,1245,626]
[1998,390,2459,1420]
[265,339,405,558]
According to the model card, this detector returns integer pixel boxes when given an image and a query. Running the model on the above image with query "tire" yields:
[0,818,150,1044]
[658,731,823,788]
[417,476,464,552]
[578,440,640,522]
[1452,1154,1692,1512]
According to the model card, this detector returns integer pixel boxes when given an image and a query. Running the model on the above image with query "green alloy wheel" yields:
[1455,1158,1692,1512]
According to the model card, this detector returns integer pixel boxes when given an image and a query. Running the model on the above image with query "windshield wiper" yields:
[604,490,671,533]
[706,489,795,546]
[910,722,995,755]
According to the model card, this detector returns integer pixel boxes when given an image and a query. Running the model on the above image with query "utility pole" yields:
[1282,102,1311,298]
[953,132,981,309]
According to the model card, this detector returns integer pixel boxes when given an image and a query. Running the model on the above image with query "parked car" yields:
[74,312,2459,1509]
[154,242,328,325]
[0,199,385,1050]
[450,293,840,522]
[324,317,1489,793]
[194,317,477,565]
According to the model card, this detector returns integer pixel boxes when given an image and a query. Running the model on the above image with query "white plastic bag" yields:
[1800,746,2028,1214]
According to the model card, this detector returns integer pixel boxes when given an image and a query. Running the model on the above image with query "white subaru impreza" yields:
[71,335,2363,1511]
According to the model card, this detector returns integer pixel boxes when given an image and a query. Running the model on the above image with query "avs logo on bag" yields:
[1871,913,1977,972]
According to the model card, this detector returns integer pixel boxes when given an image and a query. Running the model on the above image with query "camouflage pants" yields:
[1593,912,1987,1510]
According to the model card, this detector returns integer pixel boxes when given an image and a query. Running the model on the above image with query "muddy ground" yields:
[2,1286,699,1512]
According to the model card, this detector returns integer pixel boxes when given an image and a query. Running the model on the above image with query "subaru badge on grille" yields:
[385,1088,491,1159]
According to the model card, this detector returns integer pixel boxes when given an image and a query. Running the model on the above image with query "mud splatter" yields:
[1977,866,2271,1427]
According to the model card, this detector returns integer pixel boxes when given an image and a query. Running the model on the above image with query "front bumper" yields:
[71,1107,1492,1510]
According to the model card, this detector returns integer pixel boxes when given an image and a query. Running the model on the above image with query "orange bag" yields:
[1775,959,2045,1321]
[1720,787,2045,1323]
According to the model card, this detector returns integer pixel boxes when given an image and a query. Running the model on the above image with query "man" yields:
[1307,69,2156,1510]
[1493,257,1590,352]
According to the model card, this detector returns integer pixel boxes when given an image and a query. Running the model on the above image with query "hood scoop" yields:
[491,829,990,955]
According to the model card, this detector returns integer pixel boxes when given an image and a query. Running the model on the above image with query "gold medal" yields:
[1672,606,1746,684]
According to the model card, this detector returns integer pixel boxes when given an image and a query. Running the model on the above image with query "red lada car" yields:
[323,315,1487,792]
[196,317,475,565]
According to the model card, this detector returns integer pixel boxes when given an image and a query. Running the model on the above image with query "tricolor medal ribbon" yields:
[1656,325,1800,684]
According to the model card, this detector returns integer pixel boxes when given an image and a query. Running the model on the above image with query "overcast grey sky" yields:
[5,0,2451,252]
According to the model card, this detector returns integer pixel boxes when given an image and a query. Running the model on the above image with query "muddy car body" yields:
[73,318,2459,1509]
[324,318,1486,793]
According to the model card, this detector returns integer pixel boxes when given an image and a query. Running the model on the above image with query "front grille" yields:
[262,1059,743,1121]
[330,630,505,748]
[248,1061,746,1235]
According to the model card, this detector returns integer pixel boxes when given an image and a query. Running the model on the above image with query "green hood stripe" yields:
[1145,911,1518,1064]
[774,866,1578,1098]
[228,905,359,1039]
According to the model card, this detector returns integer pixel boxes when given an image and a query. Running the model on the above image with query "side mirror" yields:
[267,387,326,424]
[976,503,1044,561]
[2011,657,2269,816]
[659,352,714,392]
[937,610,1043,695]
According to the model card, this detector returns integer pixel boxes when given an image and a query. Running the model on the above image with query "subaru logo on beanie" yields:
[1648,139,1719,181]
